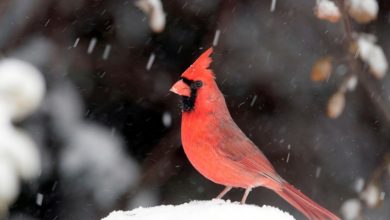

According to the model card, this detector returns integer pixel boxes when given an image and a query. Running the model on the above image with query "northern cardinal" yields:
[170,47,340,220]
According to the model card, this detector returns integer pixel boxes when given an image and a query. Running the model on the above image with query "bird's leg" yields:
[240,187,252,204]
[216,186,233,199]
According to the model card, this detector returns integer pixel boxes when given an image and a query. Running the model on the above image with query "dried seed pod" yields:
[347,0,378,24]
[327,91,345,118]
[311,57,333,82]
[315,0,341,23]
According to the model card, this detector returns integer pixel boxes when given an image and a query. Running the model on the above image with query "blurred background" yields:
[0,0,390,219]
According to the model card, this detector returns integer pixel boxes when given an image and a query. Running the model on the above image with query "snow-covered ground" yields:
[102,200,295,220]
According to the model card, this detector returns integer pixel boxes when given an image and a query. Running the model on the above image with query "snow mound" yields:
[102,200,295,220]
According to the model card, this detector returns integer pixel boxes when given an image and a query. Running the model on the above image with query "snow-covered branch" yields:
[0,59,45,216]
[102,200,295,220]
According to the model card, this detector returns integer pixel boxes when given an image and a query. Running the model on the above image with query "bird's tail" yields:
[274,182,340,220]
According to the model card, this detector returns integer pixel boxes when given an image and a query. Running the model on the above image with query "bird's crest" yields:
[181,47,215,80]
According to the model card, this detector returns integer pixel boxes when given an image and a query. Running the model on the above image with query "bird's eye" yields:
[194,80,203,88]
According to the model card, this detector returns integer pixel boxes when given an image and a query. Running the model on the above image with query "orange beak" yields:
[170,79,191,97]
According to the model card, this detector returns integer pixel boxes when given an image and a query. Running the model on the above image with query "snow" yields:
[0,58,44,215]
[347,0,378,23]
[73,37,80,48]
[162,112,172,127]
[345,75,358,91]
[270,0,277,12]
[87,37,98,54]
[0,158,19,213]
[146,53,155,71]
[212,29,221,47]
[357,35,388,79]
[286,152,290,163]
[102,44,112,60]
[48,80,140,209]
[59,123,139,209]
[360,184,380,208]
[0,128,41,180]
[136,0,166,33]
[315,166,322,178]
[353,177,365,193]
[0,102,12,126]
[340,198,361,220]
[0,59,46,121]
[315,0,341,23]
[36,193,43,206]
[128,188,159,209]
[102,200,295,220]
[250,95,257,107]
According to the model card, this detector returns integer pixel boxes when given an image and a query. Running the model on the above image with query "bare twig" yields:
[336,0,390,124]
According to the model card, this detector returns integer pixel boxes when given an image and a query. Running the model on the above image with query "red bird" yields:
[170,47,340,220]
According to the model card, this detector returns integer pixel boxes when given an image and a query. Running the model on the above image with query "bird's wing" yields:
[214,118,279,178]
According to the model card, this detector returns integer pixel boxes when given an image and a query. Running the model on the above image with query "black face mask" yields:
[179,77,203,112]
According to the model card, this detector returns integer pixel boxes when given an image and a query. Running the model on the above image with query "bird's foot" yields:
[240,187,252,204]
[216,186,233,199]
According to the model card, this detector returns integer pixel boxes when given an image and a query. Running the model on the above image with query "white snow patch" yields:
[315,0,341,23]
[345,75,358,91]
[0,128,41,180]
[0,58,44,215]
[128,188,159,209]
[136,0,166,33]
[340,198,361,220]
[0,101,12,126]
[0,59,46,121]
[353,177,365,193]
[60,123,139,209]
[103,200,295,220]
[0,158,19,213]
[347,0,378,23]
[360,184,380,208]
[357,34,388,79]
